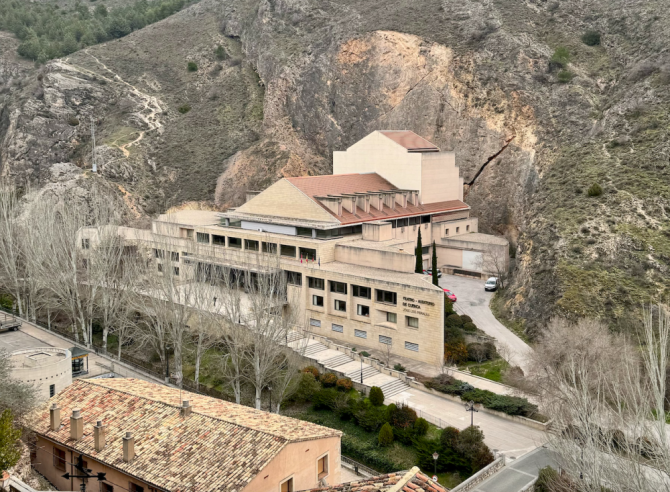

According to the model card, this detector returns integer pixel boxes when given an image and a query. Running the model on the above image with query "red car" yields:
[443,289,457,302]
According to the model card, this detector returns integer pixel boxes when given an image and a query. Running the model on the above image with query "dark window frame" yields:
[299,247,317,261]
[228,237,242,249]
[212,234,226,246]
[196,232,210,244]
[356,304,370,317]
[352,285,371,299]
[280,244,296,257]
[312,295,324,307]
[334,299,347,312]
[308,277,325,290]
[54,447,66,471]
[330,281,347,295]
[285,270,302,286]
[376,289,397,305]
[262,242,277,254]
[245,239,259,251]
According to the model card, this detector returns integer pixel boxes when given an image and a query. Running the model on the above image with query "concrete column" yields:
[123,432,135,462]
[50,404,61,432]
[70,409,83,440]
[94,421,105,452]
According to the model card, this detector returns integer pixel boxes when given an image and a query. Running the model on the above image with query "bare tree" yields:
[474,243,509,288]
[0,182,27,316]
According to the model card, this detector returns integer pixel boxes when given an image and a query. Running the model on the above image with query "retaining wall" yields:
[450,456,505,492]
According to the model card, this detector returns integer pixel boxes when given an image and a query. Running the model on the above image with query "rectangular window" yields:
[173,267,180,276]
[407,316,419,329]
[196,232,210,244]
[445,228,449,236]
[379,335,392,345]
[280,244,296,257]
[466,225,470,232]
[49,384,55,398]
[129,483,144,492]
[157,263,163,273]
[397,218,408,227]
[82,258,88,269]
[229,237,242,249]
[354,329,367,339]
[409,216,420,226]
[376,289,397,305]
[317,455,329,480]
[312,295,324,307]
[330,281,347,294]
[245,239,259,251]
[421,215,431,224]
[334,299,347,312]
[308,277,325,290]
[81,238,90,249]
[153,248,165,259]
[387,312,397,323]
[309,319,321,328]
[184,228,194,239]
[389,220,397,229]
[171,251,179,261]
[280,478,293,492]
[263,242,277,254]
[331,324,343,333]
[299,247,317,261]
[405,341,419,352]
[102,484,114,492]
[456,227,460,233]
[352,285,371,299]
[54,448,66,471]
[357,305,370,317]
[285,271,302,286]
[421,246,430,255]
[212,234,226,246]
[297,227,312,237]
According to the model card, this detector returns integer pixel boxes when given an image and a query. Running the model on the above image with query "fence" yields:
[340,456,381,478]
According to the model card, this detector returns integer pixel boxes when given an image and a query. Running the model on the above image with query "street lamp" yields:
[360,355,364,384]
[432,452,439,477]
[464,400,478,427]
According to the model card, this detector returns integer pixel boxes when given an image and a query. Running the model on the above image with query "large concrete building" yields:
[85,131,507,366]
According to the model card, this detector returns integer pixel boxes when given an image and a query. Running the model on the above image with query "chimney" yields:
[122,432,135,462]
[181,400,192,417]
[94,421,105,452]
[50,404,61,432]
[70,409,83,440]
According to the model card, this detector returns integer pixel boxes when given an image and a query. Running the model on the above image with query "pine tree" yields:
[431,241,439,286]
[415,228,423,273]
[0,409,21,473]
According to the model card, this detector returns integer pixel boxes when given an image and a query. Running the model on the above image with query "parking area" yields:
[439,275,532,372]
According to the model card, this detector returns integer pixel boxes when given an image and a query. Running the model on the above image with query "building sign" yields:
[402,297,434,317]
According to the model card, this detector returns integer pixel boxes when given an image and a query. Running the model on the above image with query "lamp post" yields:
[464,400,478,427]
[164,344,171,383]
[268,385,273,413]
[432,452,439,477]
[360,355,364,384]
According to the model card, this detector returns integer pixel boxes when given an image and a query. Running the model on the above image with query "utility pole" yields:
[90,118,97,173]
[465,400,478,427]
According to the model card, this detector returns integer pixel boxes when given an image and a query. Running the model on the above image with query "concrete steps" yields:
[379,379,410,398]
[304,343,328,356]
[323,354,352,368]
[346,365,379,381]
[286,331,304,343]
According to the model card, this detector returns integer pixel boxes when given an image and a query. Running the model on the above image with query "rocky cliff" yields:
[1,0,669,333]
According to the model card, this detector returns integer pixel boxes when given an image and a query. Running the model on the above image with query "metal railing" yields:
[340,456,381,478]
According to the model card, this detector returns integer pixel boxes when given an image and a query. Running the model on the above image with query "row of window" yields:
[195,233,318,260]
[387,215,432,228]
[309,319,419,351]
[304,276,398,305]
[445,225,469,236]
[309,305,419,326]
[153,249,180,261]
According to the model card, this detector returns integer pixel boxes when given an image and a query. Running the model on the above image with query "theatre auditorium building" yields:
[101,131,507,366]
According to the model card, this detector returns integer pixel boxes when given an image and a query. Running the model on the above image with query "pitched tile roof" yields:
[285,174,468,225]
[299,467,449,492]
[379,131,440,152]
[27,379,340,492]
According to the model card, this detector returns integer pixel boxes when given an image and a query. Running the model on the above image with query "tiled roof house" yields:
[299,467,449,492]
[27,379,342,492]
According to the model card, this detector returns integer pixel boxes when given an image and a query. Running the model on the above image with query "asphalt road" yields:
[473,447,557,492]
[439,275,532,372]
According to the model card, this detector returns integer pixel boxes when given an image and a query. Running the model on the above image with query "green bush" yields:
[293,372,321,402]
[550,46,570,68]
[312,387,339,410]
[445,296,455,315]
[178,104,191,114]
[378,422,394,447]
[440,426,460,449]
[360,351,370,357]
[466,343,487,362]
[393,363,406,372]
[460,315,472,324]
[447,314,463,328]
[0,410,22,473]
[369,386,384,406]
[413,417,430,437]
[581,30,601,46]
[355,401,388,432]
[587,183,603,196]
[215,45,227,60]
[187,61,198,71]
[557,70,573,83]
[535,466,560,492]
[336,378,353,392]
[389,403,417,429]
[341,434,404,473]
[483,342,498,359]
[320,372,338,388]
[462,322,477,332]
[302,366,320,379]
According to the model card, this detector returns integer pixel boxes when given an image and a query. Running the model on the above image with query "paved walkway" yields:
[439,275,532,373]
[472,447,557,492]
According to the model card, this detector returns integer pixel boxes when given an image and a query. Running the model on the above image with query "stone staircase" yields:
[322,354,352,368]
[286,331,304,343]
[380,379,410,398]
[346,365,379,381]
[304,342,329,356]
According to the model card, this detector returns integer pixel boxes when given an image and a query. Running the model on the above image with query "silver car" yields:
[484,277,499,291]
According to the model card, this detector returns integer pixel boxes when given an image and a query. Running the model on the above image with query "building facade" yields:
[10,348,72,401]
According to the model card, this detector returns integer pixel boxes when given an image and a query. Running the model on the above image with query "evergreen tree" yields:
[415,228,423,273]
[0,409,21,473]
[431,241,438,286]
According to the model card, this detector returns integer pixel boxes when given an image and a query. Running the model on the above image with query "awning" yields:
[70,347,90,360]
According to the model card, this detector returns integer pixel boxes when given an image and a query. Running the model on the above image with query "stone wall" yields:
[450,456,505,492]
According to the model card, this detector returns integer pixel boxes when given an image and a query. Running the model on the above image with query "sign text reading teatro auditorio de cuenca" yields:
[402,296,435,316]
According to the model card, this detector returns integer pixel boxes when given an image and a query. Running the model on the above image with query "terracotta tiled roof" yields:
[26,379,340,492]
[285,174,468,225]
[300,467,449,492]
[379,131,440,152]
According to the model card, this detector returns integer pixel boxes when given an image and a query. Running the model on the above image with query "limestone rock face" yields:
[2,0,670,331]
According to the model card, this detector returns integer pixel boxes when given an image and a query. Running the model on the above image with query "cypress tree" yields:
[415,228,423,273]
[431,241,439,286]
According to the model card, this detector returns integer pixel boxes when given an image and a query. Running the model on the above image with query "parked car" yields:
[443,289,457,302]
[484,277,499,291]
[423,269,443,278]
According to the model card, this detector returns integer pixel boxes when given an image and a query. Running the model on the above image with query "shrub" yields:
[0,409,22,473]
[389,403,417,429]
[178,104,191,114]
[445,297,455,315]
[581,30,601,46]
[447,314,463,327]
[355,402,388,432]
[462,322,477,332]
[214,45,227,60]
[413,417,429,436]
[535,466,560,492]
[360,351,370,357]
[587,183,603,196]
[444,325,465,344]
[467,343,488,362]
[187,61,198,71]
[369,386,384,406]
[456,426,494,473]
[557,70,573,83]
[293,372,320,402]
[341,434,404,473]
[68,116,79,126]
[312,388,338,410]
[483,342,498,359]
[550,46,570,68]
[336,378,353,392]
[440,426,461,450]
[378,422,394,447]
[444,341,468,365]
[460,315,472,324]
[302,366,320,378]
[393,363,406,372]
[320,372,338,388]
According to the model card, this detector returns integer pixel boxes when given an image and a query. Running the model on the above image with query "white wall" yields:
[463,251,484,272]
[241,221,297,235]
[420,151,463,203]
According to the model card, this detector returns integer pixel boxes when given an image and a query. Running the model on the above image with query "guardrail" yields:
[341,456,381,478]
[449,455,505,492]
